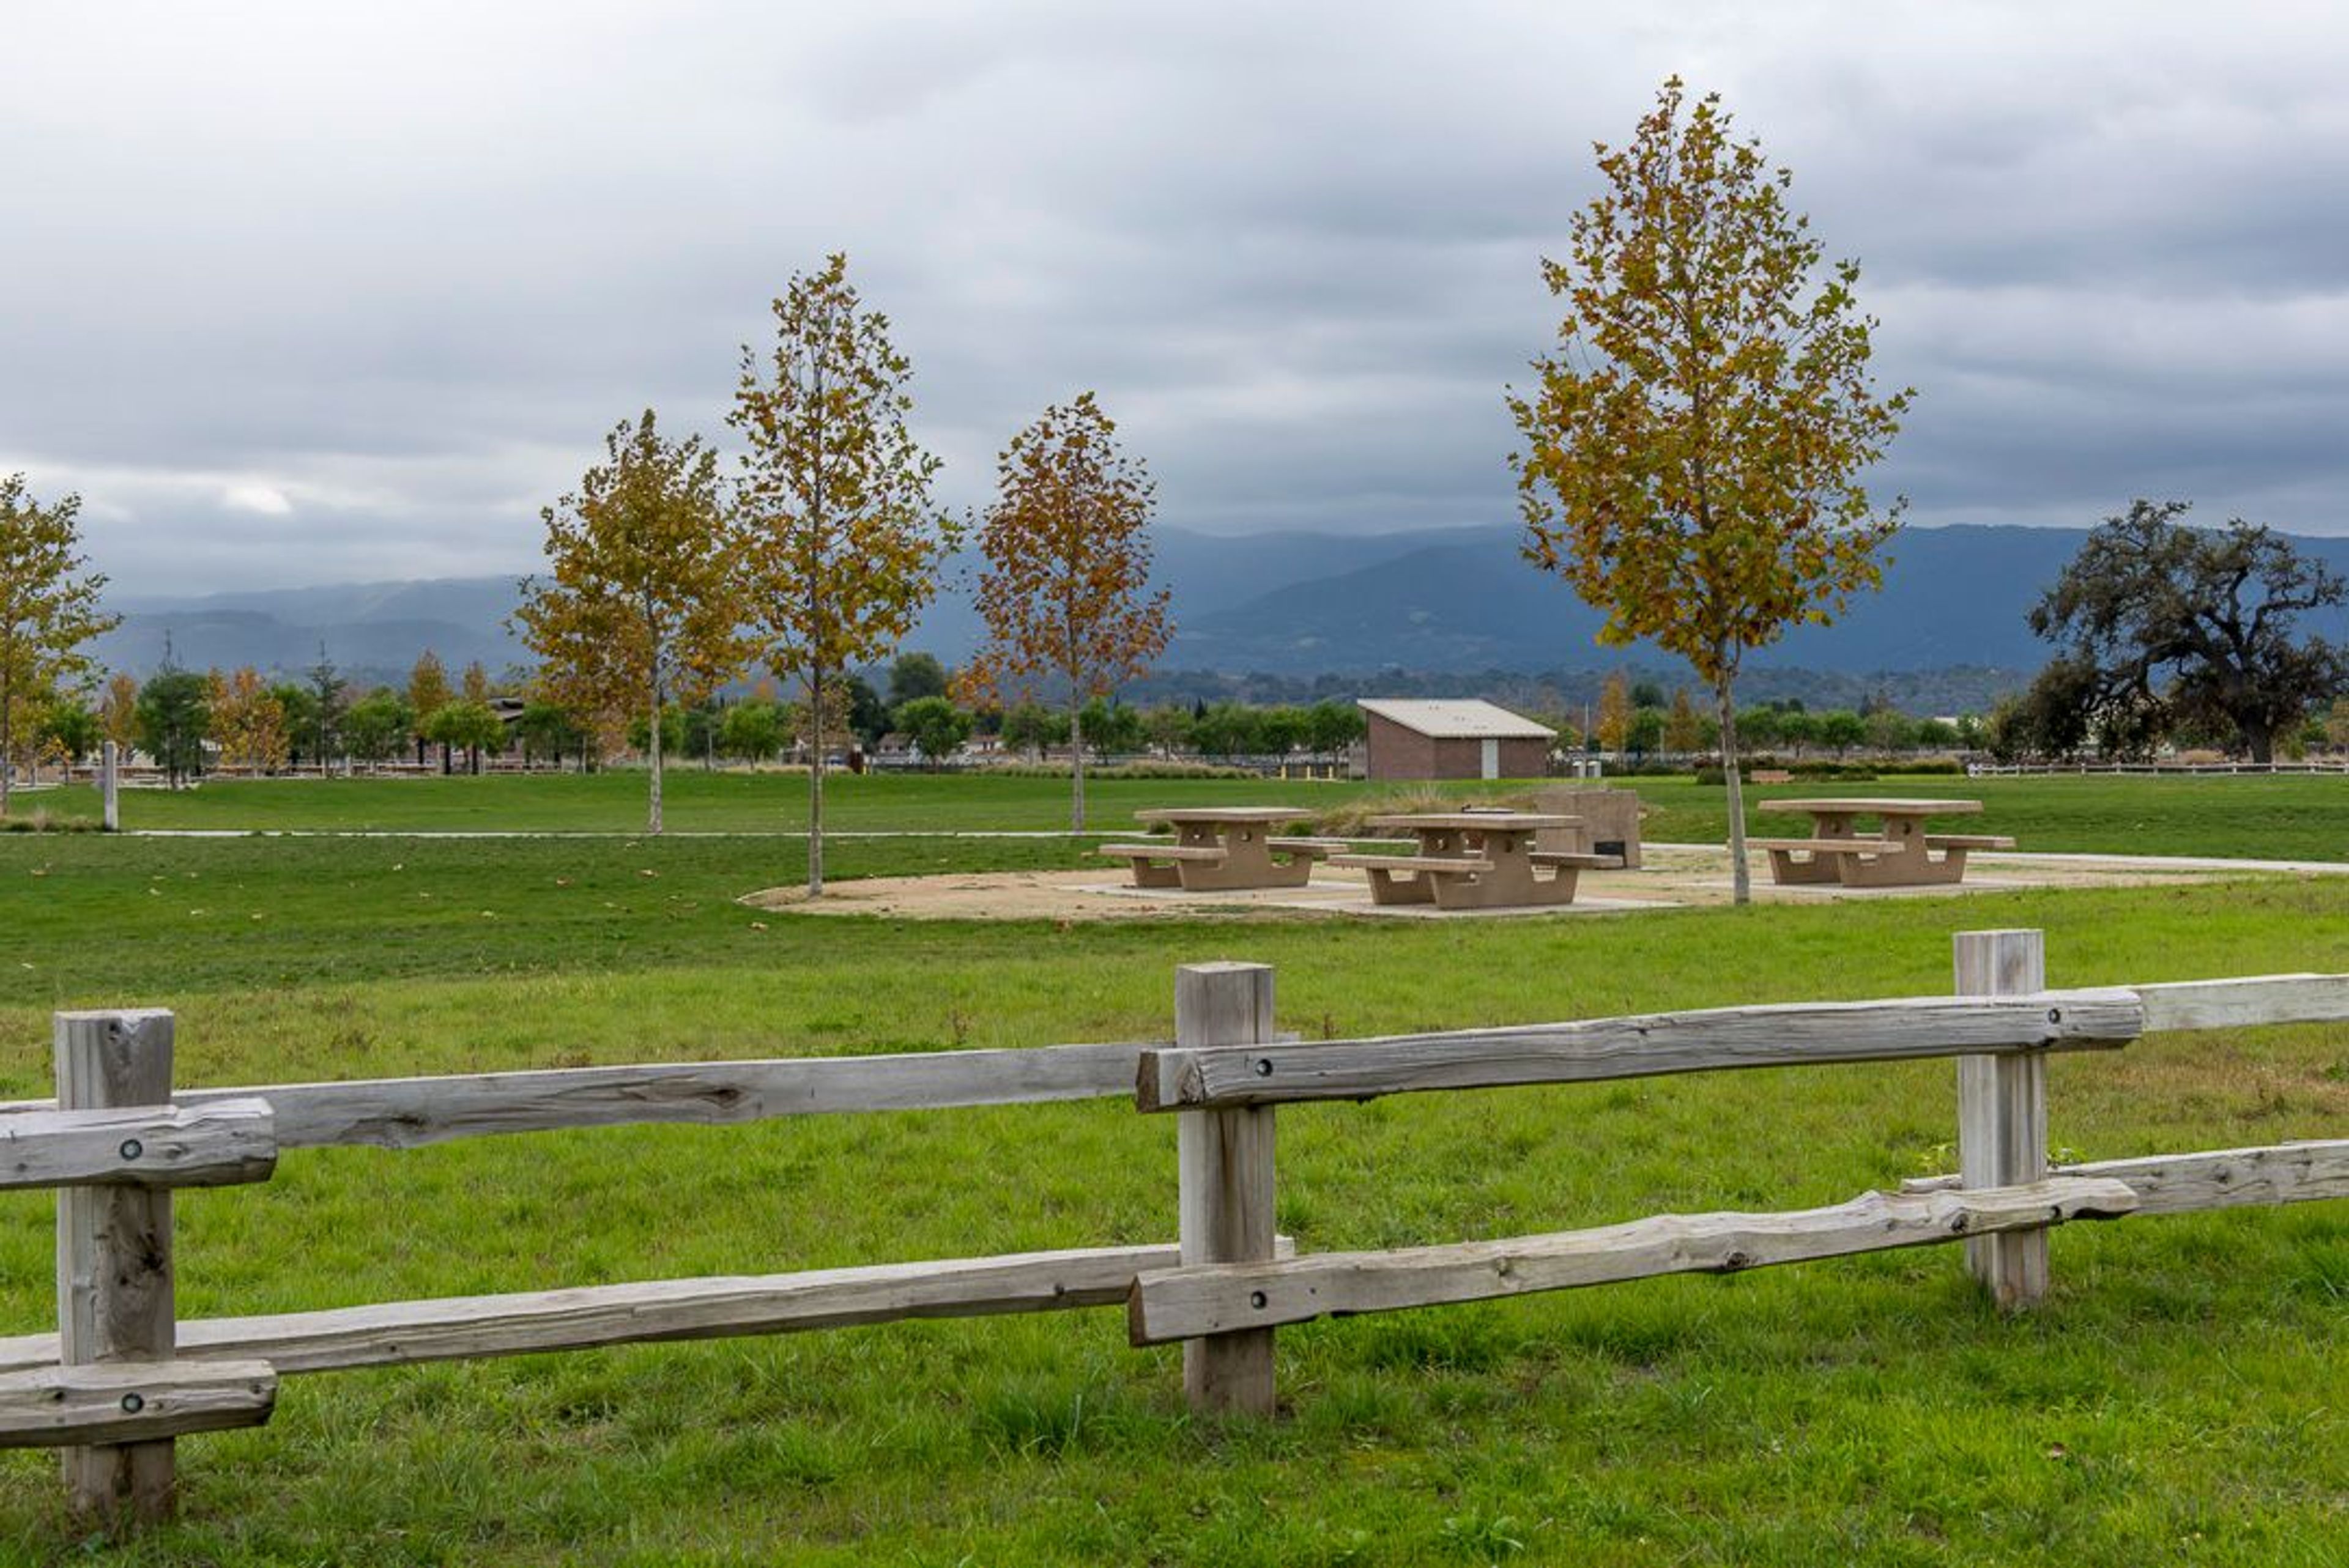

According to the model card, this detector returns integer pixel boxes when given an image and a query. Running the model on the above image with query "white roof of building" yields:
[1357,699,1555,740]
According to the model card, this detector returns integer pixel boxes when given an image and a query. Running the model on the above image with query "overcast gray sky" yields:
[5,0,2343,597]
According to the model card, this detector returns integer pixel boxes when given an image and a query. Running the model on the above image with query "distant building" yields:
[1357,699,1555,781]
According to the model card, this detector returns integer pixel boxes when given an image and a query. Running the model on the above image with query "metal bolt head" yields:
[1249,1290,1268,1310]
[1253,1059,1274,1078]
[2046,1007,2063,1024]
[118,1139,144,1162]
[119,1392,144,1415]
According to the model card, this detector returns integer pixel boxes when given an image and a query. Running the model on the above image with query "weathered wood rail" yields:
[4,931,2343,1529]
[1126,936,2349,1414]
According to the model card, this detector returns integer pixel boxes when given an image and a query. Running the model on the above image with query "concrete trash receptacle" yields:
[1533,786,1642,868]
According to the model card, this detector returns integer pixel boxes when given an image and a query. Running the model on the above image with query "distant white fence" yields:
[1968,760,2349,777]
[2,932,2343,1528]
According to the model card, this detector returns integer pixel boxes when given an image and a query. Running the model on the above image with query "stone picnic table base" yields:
[1751,798,2007,889]
[1101,807,1332,892]
[1331,812,1597,910]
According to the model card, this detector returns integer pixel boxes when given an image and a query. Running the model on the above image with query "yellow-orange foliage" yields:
[730,254,952,890]
[963,393,1170,829]
[207,666,288,772]
[1508,77,1910,901]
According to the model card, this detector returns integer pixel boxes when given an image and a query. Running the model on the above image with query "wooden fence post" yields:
[1954,930,2049,1309]
[1174,963,1278,1417]
[54,1009,180,1525]
[101,741,119,832]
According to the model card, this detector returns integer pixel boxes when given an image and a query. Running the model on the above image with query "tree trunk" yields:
[0,700,13,818]
[647,678,665,836]
[1069,693,1087,832]
[807,668,826,897]
[1715,676,1751,906]
[2244,720,2275,766]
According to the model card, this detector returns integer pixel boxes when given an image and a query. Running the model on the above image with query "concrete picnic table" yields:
[1328,811,1612,909]
[1750,797,2014,888]
[1096,807,1338,891]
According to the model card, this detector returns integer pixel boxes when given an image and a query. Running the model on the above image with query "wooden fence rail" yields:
[1131,934,2349,1412]
[1129,1177,2142,1344]
[5,932,2343,1529]
[4,1041,1153,1151]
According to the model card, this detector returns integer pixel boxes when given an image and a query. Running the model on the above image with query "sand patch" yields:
[741,845,2319,922]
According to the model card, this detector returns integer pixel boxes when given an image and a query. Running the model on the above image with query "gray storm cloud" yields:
[2,0,2341,596]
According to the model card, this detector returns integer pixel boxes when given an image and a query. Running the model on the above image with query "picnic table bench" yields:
[1751,798,2014,888]
[1098,808,1327,891]
[1329,812,1589,909]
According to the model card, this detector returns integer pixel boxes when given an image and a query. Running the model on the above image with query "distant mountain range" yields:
[91,523,2349,702]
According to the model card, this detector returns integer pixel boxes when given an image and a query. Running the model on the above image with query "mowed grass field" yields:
[19,763,2349,859]
[1,772,2345,1565]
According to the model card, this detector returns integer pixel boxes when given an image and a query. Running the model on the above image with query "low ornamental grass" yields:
[0,780,2342,1564]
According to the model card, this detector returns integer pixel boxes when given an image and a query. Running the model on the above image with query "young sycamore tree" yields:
[207,667,289,772]
[1594,672,1631,760]
[0,475,118,815]
[964,392,1171,829]
[407,651,452,771]
[731,254,952,893]
[1508,78,1912,903]
[514,410,748,833]
[101,671,140,756]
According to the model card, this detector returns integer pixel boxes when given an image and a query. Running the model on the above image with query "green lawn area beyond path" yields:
[0,774,2343,1566]
[16,766,2349,862]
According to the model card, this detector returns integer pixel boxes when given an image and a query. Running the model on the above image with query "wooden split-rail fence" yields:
[2,928,2344,1528]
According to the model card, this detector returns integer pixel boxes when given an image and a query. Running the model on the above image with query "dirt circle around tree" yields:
[738,845,2312,923]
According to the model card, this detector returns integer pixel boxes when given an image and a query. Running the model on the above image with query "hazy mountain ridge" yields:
[86,523,2349,701]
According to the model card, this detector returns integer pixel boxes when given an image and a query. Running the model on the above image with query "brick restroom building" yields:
[1357,699,1556,781]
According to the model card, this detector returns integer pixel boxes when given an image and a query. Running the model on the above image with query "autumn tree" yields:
[1663,688,1706,756]
[731,254,952,892]
[102,671,140,755]
[514,410,747,833]
[207,666,289,772]
[964,393,1172,829]
[2027,500,2347,763]
[407,651,452,771]
[1508,78,1912,902]
[1595,672,1631,759]
[0,475,118,815]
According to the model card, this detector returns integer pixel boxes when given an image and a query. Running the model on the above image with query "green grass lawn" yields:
[0,778,2343,1565]
[15,767,1419,835]
[18,764,2349,862]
